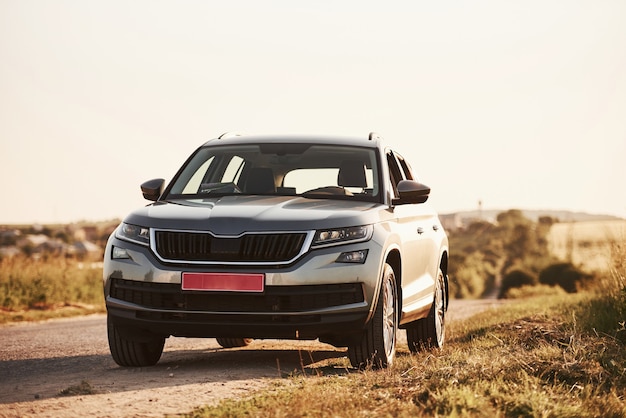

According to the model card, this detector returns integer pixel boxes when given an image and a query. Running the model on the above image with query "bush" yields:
[502,284,566,299]
[539,262,594,293]
[499,269,537,298]
[0,255,104,311]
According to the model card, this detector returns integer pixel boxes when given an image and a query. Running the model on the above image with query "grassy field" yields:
[0,255,105,323]
[1,220,625,415]
[548,220,626,272]
[182,231,626,417]
[182,291,626,417]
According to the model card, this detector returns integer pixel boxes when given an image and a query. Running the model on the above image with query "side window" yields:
[283,167,376,195]
[222,155,244,183]
[396,153,414,180]
[386,152,403,198]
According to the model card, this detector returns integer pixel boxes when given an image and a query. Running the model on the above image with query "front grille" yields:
[110,278,365,313]
[154,231,307,263]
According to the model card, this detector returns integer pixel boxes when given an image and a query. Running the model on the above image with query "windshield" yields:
[165,143,381,202]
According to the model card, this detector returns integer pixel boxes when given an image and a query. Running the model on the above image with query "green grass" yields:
[183,292,626,418]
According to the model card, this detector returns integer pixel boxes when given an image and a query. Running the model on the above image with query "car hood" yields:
[124,195,385,235]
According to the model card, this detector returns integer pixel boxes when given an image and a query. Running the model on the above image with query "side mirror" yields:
[395,180,430,205]
[141,178,165,201]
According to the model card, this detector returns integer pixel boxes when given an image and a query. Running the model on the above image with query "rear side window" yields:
[222,156,245,183]
[283,167,375,195]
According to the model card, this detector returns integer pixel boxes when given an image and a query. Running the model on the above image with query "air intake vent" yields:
[110,278,365,312]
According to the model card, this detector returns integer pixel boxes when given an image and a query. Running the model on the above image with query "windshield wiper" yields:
[198,182,242,195]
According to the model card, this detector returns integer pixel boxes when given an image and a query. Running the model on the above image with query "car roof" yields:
[201,133,385,150]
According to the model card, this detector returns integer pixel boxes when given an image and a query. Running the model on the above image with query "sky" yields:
[1,0,625,225]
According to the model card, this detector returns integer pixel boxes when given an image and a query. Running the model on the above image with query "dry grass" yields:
[0,255,105,323]
[58,380,97,397]
[180,235,626,417]
[577,238,626,345]
[184,293,626,418]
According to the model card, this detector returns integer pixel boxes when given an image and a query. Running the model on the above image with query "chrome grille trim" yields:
[151,229,314,265]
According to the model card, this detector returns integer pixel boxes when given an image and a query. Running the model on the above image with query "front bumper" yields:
[103,233,384,341]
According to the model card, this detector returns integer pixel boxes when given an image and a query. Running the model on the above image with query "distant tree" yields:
[505,223,537,260]
[54,230,71,244]
[497,209,557,274]
[496,209,530,229]
[449,219,503,298]
[451,251,497,298]
[466,220,497,235]
[538,216,558,226]
[22,243,34,257]
[499,269,537,299]
[0,234,17,246]
[539,262,594,293]
[450,209,560,298]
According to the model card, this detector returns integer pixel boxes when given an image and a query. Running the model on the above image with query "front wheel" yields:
[216,338,253,348]
[348,263,398,369]
[107,317,165,367]
[406,268,446,353]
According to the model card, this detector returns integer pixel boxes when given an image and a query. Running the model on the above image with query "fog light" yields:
[112,246,130,260]
[336,249,368,264]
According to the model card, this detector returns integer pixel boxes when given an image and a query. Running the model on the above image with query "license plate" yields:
[182,272,265,292]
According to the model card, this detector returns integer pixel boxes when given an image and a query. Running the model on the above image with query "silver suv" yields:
[103,133,449,368]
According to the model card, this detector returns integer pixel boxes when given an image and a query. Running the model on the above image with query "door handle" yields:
[433,225,439,231]
[417,227,425,235]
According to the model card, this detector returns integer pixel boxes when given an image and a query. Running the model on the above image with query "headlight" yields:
[311,225,373,248]
[115,223,150,246]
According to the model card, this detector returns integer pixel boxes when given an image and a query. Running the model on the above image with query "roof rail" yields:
[368,132,382,141]
[218,132,242,139]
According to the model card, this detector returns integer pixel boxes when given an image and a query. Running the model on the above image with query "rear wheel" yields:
[348,263,398,369]
[107,317,165,367]
[406,268,446,353]
[216,338,253,348]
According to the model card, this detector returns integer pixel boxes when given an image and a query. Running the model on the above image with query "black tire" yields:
[107,317,165,367]
[406,268,446,353]
[216,337,253,348]
[348,263,398,369]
